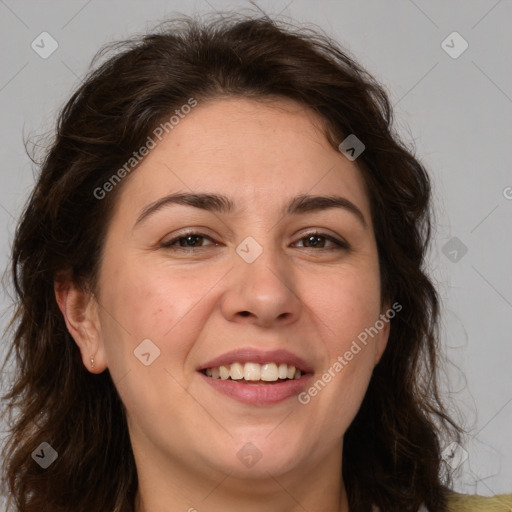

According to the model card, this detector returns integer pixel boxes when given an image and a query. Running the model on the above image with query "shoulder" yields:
[446,491,512,511]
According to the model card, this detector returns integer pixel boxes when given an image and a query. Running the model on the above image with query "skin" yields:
[55,97,390,512]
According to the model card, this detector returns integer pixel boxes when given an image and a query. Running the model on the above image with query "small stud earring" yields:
[90,356,95,369]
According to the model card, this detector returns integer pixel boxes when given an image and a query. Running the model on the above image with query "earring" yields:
[90,356,95,369]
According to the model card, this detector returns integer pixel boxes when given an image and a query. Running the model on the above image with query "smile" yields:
[197,348,313,405]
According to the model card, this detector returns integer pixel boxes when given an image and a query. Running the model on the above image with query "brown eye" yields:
[177,234,205,247]
[301,234,328,248]
[294,232,348,250]
[161,232,217,250]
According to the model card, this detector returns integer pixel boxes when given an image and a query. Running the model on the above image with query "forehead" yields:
[113,97,372,223]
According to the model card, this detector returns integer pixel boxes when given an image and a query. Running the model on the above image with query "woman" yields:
[1,13,511,512]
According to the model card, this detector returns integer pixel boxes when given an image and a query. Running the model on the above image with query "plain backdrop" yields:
[1,0,511,502]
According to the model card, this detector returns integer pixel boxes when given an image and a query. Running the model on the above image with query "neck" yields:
[132,443,349,512]
[134,478,349,512]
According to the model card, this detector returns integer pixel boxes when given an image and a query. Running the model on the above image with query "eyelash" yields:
[160,230,349,252]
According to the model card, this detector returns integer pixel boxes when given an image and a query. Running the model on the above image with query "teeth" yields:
[260,363,278,381]
[230,362,244,380]
[219,365,230,380]
[244,362,261,381]
[203,362,304,382]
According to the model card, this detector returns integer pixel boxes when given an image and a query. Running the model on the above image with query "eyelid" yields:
[160,229,219,248]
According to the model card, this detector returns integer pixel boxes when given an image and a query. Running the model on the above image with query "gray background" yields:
[1,0,511,501]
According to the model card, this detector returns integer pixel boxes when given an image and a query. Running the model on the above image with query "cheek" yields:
[96,255,223,373]
[95,257,215,428]
[308,262,382,343]
[299,262,382,414]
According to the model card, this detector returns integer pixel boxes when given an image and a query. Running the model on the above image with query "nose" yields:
[219,241,303,328]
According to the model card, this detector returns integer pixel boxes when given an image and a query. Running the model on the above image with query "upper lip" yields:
[198,348,313,374]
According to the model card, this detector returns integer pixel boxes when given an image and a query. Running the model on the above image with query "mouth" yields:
[197,348,313,405]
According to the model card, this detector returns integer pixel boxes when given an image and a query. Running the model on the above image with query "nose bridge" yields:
[238,230,291,292]
[220,230,303,325]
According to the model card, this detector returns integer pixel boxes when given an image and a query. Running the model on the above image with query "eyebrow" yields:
[134,192,367,228]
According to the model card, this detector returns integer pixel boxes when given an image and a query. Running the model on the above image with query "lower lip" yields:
[198,372,311,406]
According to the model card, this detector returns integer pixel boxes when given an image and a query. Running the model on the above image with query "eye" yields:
[293,231,349,250]
[160,231,218,250]
[160,230,349,252]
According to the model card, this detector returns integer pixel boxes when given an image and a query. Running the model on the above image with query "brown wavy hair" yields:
[1,12,462,512]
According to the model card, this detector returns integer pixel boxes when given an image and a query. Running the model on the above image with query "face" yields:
[73,98,389,489]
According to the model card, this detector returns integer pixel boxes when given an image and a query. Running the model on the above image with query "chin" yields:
[206,429,308,478]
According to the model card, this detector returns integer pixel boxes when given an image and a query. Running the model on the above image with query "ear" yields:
[54,277,107,373]
[374,302,393,366]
